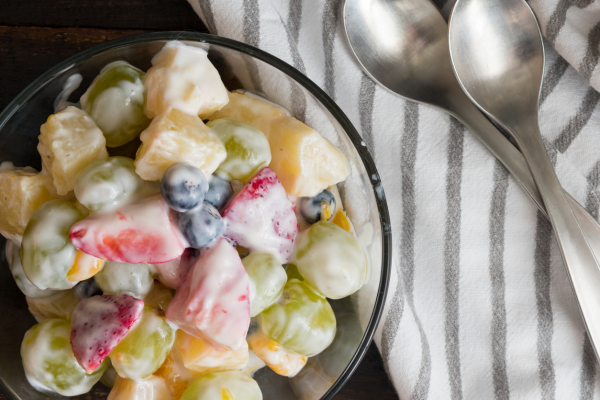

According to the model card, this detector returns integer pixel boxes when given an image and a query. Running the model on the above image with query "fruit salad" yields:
[1,40,369,399]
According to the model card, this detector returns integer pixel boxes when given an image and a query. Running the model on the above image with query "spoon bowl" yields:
[341,0,600,269]
[343,0,458,108]
[448,0,544,128]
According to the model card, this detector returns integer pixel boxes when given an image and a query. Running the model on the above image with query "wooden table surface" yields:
[0,1,399,399]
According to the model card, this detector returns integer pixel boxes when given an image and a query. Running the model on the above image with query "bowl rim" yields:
[0,31,392,400]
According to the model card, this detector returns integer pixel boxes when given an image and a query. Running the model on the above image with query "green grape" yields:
[80,61,150,147]
[242,253,287,317]
[259,280,336,357]
[21,200,86,290]
[74,157,145,211]
[180,371,262,400]
[109,306,175,380]
[293,221,368,299]
[207,118,271,181]
[95,260,154,298]
[21,319,106,396]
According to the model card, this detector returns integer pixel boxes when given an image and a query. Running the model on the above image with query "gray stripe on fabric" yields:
[534,212,556,400]
[243,0,260,46]
[587,161,600,188]
[359,76,376,155]
[413,322,432,400]
[288,0,303,44]
[323,0,342,99]
[579,22,600,81]
[586,161,600,223]
[380,100,419,365]
[289,83,307,121]
[444,118,465,400]
[579,333,596,400]
[580,163,600,399]
[546,0,572,44]
[489,160,510,400]
[553,88,600,153]
[243,0,263,92]
[285,0,306,74]
[545,0,593,44]
[285,0,307,121]
[396,102,432,400]
[540,56,569,106]
[198,0,218,35]
[585,188,600,227]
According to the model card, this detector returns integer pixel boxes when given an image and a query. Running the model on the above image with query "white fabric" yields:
[187,0,600,399]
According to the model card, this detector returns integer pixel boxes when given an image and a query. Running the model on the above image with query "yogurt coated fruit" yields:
[179,370,262,400]
[21,200,87,290]
[166,237,250,351]
[222,167,299,264]
[69,194,186,264]
[80,61,149,147]
[95,261,155,298]
[144,41,229,119]
[1,38,374,399]
[6,240,58,299]
[21,319,107,396]
[293,221,368,299]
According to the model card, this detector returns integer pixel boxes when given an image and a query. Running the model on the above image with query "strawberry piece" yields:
[222,167,299,263]
[154,248,198,289]
[70,293,144,373]
[165,237,250,351]
[69,195,186,264]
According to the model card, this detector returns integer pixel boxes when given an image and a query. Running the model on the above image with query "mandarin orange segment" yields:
[67,250,105,282]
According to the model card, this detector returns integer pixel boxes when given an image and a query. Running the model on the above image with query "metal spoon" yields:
[341,0,600,265]
[448,0,600,359]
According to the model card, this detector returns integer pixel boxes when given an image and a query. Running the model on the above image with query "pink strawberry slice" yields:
[70,293,144,373]
[69,194,187,264]
[165,237,250,351]
[222,167,299,264]
[154,248,198,289]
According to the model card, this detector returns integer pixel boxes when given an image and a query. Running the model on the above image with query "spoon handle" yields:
[516,122,600,356]
[451,99,600,263]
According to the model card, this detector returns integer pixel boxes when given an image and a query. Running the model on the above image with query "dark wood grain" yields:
[0,25,151,112]
[0,0,203,31]
[0,1,398,399]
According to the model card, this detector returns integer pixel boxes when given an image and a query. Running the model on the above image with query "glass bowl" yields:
[0,32,391,400]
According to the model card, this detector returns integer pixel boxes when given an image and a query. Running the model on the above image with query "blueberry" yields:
[299,189,337,224]
[161,164,208,212]
[176,203,225,249]
[73,277,102,300]
[204,175,233,211]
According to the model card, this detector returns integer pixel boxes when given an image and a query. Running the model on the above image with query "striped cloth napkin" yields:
[187,0,600,398]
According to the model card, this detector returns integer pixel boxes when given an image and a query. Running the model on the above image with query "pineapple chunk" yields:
[0,162,59,242]
[145,41,229,119]
[208,91,289,136]
[108,375,172,400]
[135,108,226,181]
[38,106,109,195]
[209,92,349,197]
[174,330,249,375]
